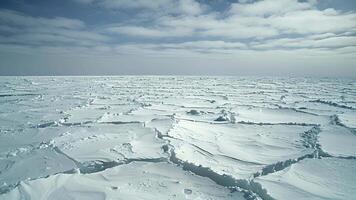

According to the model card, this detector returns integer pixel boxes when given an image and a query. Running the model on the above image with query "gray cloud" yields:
[0,0,356,76]
[104,0,356,42]
[73,0,204,16]
[0,9,85,29]
[0,9,109,47]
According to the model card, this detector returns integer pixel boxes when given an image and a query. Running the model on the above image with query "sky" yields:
[0,0,356,77]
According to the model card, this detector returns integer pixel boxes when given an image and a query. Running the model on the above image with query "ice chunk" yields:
[255,158,356,200]
[168,120,314,179]
[319,125,356,157]
[0,145,77,193]
[233,106,328,125]
[338,111,356,128]
[54,124,166,163]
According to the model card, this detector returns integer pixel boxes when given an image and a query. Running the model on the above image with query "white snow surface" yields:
[255,158,356,200]
[0,76,355,200]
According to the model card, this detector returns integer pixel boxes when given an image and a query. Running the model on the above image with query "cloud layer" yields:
[0,0,356,76]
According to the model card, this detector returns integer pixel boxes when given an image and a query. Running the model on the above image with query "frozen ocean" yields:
[0,76,355,200]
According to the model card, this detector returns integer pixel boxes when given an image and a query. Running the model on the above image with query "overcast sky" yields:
[0,0,356,76]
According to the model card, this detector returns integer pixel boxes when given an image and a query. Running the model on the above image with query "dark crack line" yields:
[310,99,355,110]
[167,147,274,200]
[237,121,319,127]
[157,124,272,200]
[99,121,143,125]
[329,115,356,134]
[155,127,266,200]
[253,153,315,178]
[0,146,79,195]
[77,157,169,174]
[273,104,321,116]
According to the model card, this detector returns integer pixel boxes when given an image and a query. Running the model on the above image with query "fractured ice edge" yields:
[0,76,355,200]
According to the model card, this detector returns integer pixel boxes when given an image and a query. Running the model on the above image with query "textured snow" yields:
[2,162,244,200]
[338,111,356,128]
[53,124,166,163]
[232,106,329,125]
[168,120,313,179]
[319,125,356,157]
[0,76,355,199]
[255,158,356,200]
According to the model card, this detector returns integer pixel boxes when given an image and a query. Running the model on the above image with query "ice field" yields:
[0,76,355,200]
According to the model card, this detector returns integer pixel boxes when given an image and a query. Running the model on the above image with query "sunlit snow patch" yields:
[2,162,245,200]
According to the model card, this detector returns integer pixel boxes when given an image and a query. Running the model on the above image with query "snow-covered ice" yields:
[255,158,356,200]
[168,120,314,179]
[3,162,244,200]
[0,76,355,200]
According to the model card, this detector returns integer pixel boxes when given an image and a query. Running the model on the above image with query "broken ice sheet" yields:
[1,76,356,199]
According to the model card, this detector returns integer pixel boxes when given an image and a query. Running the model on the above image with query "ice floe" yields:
[255,158,356,200]
[1,162,244,200]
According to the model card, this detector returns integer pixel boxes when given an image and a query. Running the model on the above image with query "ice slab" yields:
[1,162,244,200]
[255,158,356,200]
[97,112,169,124]
[232,106,328,125]
[338,111,356,128]
[54,124,166,163]
[292,101,351,116]
[0,144,76,193]
[168,120,314,179]
[319,125,356,157]
[145,118,176,136]
[63,104,138,125]
[131,104,225,123]
[161,97,222,108]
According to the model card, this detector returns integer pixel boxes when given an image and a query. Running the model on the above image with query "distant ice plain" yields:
[0,76,355,200]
